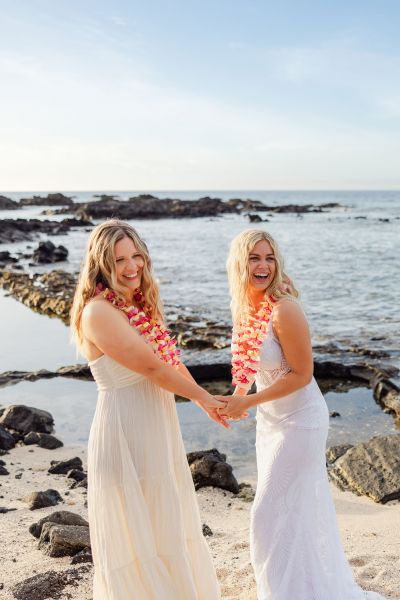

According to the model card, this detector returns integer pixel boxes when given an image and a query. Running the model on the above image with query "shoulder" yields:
[272,298,307,329]
[82,297,122,324]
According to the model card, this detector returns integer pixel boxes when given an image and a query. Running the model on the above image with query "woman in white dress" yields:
[219,229,386,600]
[70,219,226,599]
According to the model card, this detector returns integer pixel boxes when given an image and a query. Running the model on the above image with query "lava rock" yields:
[25,489,63,510]
[0,405,54,435]
[32,240,68,264]
[235,482,256,502]
[19,193,73,206]
[0,464,10,475]
[202,523,213,537]
[24,432,63,449]
[70,548,93,564]
[329,411,341,418]
[12,566,89,600]
[38,523,91,557]
[48,456,83,475]
[187,448,239,494]
[67,469,87,482]
[29,510,89,538]
[329,435,400,502]
[0,195,20,210]
[0,424,16,450]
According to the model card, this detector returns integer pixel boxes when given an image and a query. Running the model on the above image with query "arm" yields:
[220,301,313,417]
[82,300,228,425]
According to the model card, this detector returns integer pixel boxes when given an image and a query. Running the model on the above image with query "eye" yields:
[267,257,275,262]
[249,256,258,261]
[116,258,125,262]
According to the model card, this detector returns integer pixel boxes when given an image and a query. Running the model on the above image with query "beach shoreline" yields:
[1,444,399,599]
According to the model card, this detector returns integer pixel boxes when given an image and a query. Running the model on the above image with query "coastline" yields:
[1,444,399,599]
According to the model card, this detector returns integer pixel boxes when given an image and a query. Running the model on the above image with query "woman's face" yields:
[114,236,145,295]
[248,239,276,292]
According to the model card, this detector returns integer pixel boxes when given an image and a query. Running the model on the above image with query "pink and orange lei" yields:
[231,298,276,388]
[96,284,181,368]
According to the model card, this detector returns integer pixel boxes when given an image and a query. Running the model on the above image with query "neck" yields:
[248,287,268,311]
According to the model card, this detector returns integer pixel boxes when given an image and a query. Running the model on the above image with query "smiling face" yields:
[248,239,276,293]
[114,236,145,296]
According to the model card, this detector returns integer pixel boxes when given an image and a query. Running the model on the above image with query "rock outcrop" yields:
[328,434,400,503]
[187,448,239,493]
[19,193,73,206]
[0,195,20,210]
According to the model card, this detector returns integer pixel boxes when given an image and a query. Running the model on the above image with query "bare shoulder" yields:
[273,298,308,330]
[82,297,122,325]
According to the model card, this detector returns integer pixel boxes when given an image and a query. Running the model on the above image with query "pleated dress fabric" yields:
[250,301,386,600]
[87,354,221,600]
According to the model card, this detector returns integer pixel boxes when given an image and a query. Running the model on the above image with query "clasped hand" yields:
[215,395,250,421]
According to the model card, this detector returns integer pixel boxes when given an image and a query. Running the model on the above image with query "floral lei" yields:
[231,298,276,388]
[96,284,181,368]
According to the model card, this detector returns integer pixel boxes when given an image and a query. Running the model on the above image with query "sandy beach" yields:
[1,444,399,599]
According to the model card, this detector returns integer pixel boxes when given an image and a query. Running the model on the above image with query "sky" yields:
[0,0,399,191]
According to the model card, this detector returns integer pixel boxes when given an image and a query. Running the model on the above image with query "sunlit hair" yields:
[226,229,299,325]
[70,219,164,346]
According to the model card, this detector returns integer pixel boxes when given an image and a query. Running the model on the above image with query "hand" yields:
[196,395,230,429]
[215,395,250,421]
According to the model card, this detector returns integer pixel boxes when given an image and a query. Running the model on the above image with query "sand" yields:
[1,444,399,599]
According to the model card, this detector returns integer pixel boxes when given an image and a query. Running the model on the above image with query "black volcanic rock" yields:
[0,195,20,210]
[0,405,54,435]
[32,241,68,264]
[187,448,239,493]
[0,217,91,244]
[19,193,73,206]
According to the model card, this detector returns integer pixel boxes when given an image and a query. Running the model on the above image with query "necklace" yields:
[231,298,275,387]
[98,286,181,368]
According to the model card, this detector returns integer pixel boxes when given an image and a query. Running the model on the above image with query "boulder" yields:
[0,217,91,244]
[0,405,54,435]
[0,464,10,475]
[326,444,353,465]
[329,435,400,503]
[38,522,91,557]
[32,241,68,264]
[0,195,19,210]
[0,424,16,450]
[187,448,239,493]
[48,456,83,475]
[24,432,63,449]
[29,510,89,538]
[25,489,63,510]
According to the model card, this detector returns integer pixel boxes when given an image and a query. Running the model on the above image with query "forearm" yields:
[178,362,197,383]
[234,385,250,396]
[148,362,209,404]
[244,371,312,409]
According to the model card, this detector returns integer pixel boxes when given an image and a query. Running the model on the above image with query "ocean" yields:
[1,190,399,479]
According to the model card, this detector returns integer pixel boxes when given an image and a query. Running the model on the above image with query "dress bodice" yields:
[89,355,145,391]
[255,307,291,390]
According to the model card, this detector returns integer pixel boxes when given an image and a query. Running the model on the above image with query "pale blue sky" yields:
[1,1,399,190]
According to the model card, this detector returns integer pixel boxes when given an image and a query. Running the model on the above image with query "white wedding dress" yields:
[250,301,386,600]
[87,354,220,599]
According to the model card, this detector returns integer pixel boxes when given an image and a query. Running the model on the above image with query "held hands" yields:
[215,395,250,421]
[197,394,231,429]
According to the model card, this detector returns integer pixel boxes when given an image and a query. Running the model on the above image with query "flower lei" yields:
[96,284,181,368]
[231,298,276,388]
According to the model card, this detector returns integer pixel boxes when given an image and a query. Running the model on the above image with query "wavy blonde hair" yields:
[226,229,299,325]
[70,219,164,346]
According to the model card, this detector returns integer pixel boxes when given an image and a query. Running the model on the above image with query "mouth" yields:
[253,273,270,281]
[123,273,140,281]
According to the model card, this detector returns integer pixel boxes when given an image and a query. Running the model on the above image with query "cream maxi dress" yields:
[250,301,386,600]
[87,354,221,599]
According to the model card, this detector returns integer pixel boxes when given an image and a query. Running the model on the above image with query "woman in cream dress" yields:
[219,229,386,600]
[70,219,226,599]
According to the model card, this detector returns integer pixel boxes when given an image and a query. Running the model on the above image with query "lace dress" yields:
[250,301,386,600]
[87,354,220,599]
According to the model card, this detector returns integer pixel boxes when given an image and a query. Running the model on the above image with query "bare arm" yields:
[220,301,313,417]
[82,300,226,412]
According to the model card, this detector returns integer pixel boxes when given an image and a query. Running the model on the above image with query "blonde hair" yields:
[70,219,164,346]
[226,229,299,325]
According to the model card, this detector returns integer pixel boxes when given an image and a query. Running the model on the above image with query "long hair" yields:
[70,219,164,346]
[226,229,299,326]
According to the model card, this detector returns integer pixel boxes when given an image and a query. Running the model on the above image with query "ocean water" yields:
[1,190,399,478]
